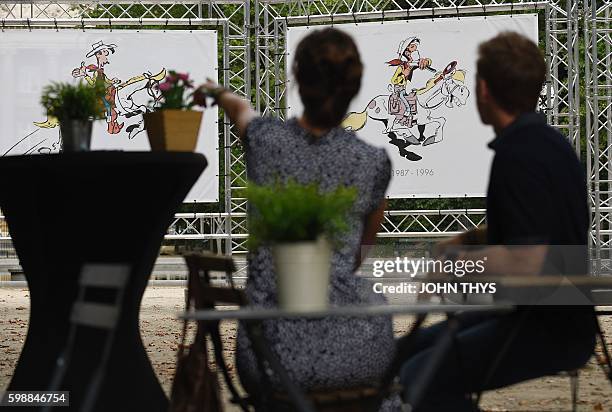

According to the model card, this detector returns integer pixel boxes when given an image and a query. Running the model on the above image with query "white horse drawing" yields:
[115,69,165,139]
[342,66,469,160]
[24,68,166,151]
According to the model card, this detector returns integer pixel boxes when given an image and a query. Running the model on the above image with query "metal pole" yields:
[590,0,602,274]
[605,3,612,273]
[222,19,233,255]
[545,3,553,127]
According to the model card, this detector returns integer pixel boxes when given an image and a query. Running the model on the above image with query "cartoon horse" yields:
[342,64,469,160]
[33,68,166,141]
[115,68,165,139]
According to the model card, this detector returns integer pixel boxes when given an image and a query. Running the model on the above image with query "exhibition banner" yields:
[0,30,219,202]
[287,15,538,198]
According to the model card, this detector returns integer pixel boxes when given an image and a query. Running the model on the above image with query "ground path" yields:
[1,286,610,411]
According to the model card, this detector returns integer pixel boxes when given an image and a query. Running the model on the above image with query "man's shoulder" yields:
[503,122,575,159]
[493,122,583,187]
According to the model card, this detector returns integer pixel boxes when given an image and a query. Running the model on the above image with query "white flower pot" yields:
[271,236,332,312]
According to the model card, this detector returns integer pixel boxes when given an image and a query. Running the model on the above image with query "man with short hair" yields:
[397,32,597,412]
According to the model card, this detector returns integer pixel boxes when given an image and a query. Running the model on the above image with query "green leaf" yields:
[245,179,357,248]
[40,80,106,121]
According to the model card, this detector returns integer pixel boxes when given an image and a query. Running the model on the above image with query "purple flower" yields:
[177,73,190,82]
[158,82,172,92]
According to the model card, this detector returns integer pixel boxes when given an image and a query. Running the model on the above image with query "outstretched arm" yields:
[195,79,258,140]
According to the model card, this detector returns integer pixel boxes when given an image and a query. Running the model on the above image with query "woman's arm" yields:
[355,199,387,270]
[196,79,258,140]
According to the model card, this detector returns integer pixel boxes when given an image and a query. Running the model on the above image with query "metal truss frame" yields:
[0,0,250,255]
[585,0,612,274]
[1,1,609,271]
[254,0,582,247]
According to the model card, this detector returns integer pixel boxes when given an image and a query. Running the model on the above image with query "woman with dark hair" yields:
[197,28,399,410]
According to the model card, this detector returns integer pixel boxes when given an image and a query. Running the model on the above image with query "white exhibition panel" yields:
[287,15,538,198]
[0,30,219,202]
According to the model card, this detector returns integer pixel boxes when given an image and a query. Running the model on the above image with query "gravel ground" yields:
[1,286,610,411]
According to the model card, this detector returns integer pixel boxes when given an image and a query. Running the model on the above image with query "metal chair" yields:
[45,264,130,412]
[595,309,612,383]
[182,253,252,411]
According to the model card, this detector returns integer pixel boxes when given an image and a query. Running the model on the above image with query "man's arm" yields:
[433,226,488,255]
[459,244,547,276]
[433,226,546,276]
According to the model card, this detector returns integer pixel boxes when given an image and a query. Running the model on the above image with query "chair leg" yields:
[569,370,579,412]
[595,316,612,383]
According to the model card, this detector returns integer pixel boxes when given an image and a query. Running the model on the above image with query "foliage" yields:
[245,180,357,246]
[152,70,207,110]
[41,80,105,121]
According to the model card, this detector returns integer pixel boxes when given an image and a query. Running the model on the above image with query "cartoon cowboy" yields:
[72,41,124,134]
[386,38,433,127]
[387,37,433,85]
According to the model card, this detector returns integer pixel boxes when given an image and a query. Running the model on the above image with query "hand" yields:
[432,236,463,258]
[417,288,434,303]
[418,58,430,70]
[72,61,86,78]
[193,78,226,108]
[198,78,219,92]
[112,77,121,84]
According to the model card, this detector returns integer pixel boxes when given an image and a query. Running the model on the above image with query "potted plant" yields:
[144,71,206,151]
[246,180,356,312]
[40,80,105,152]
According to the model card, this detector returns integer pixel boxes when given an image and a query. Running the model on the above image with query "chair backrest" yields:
[45,264,130,412]
[70,264,130,329]
[181,253,250,412]
[184,252,245,308]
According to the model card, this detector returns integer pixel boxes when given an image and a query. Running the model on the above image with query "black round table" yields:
[0,152,207,412]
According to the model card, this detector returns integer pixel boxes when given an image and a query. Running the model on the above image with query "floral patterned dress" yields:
[235,117,401,411]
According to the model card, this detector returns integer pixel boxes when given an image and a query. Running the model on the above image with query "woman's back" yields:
[244,116,391,302]
[193,27,400,410]
[236,117,397,405]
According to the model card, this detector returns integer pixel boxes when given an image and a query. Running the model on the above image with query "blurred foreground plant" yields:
[41,80,106,121]
[245,180,357,247]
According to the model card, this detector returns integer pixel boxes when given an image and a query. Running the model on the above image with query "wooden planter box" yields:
[144,109,203,152]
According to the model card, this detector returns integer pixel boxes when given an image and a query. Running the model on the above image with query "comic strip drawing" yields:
[5,40,165,156]
[70,41,165,138]
[73,41,125,134]
[342,38,470,161]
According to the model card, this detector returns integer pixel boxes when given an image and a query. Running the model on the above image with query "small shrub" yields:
[41,80,106,121]
[245,179,357,247]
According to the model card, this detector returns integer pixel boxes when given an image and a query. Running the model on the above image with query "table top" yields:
[180,303,515,321]
[0,151,206,167]
[425,274,612,287]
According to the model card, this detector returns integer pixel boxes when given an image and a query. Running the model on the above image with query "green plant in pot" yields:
[40,80,105,152]
[246,179,356,312]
